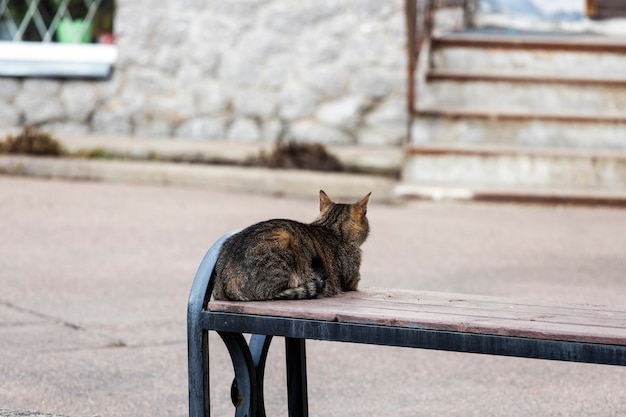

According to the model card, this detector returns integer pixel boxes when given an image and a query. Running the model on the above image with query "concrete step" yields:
[430,34,626,78]
[413,34,626,150]
[426,69,626,87]
[411,109,626,150]
[417,79,626,115]
[402,144,626,191]
[394,183,626,207]
[405,33,626,194]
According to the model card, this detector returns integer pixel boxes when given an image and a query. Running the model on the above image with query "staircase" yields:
[402,32,626,202]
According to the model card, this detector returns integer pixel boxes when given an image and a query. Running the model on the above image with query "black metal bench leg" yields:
[285,337,309,417]
[188,327,210,417]
[219,332,258,417]
[249,335,273,417]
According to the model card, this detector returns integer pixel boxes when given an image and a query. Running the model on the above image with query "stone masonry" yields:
[0,0,409,147]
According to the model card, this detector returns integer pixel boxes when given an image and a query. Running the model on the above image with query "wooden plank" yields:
[343,288,626,313]
[286,290,626,329]
[316,297,626,328]
[209,288,626,346]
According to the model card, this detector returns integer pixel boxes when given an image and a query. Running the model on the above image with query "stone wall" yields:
[0,0,408,147]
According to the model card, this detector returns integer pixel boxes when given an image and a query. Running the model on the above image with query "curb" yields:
[59,135,404,177]
[3,155,626,207]
[0,155,397,202]
[0,410,96,417]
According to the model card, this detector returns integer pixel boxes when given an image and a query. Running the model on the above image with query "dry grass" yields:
[1,126,63,156]
[258,141,343,172]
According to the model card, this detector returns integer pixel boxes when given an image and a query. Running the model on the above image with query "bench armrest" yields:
[187,230,239,318]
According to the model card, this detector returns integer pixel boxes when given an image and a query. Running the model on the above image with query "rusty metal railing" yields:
[404,0,470,143]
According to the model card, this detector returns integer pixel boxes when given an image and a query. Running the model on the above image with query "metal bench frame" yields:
[187,233,626,417]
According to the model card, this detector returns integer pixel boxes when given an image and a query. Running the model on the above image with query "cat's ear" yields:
[319,190,333,213]
[353,192,371,216]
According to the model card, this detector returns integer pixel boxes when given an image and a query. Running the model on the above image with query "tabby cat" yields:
[213,190,371,301]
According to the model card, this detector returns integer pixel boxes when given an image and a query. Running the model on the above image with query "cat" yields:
[213,190,371,301]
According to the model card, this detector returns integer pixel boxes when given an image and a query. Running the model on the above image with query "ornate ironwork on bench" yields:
[187,232,626,417]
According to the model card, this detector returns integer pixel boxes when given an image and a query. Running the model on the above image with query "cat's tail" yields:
[274,275,325,300]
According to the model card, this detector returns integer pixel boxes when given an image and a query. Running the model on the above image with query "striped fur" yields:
[213,190,371,301]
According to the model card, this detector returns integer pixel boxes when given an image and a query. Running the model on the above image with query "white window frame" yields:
[0,41,117,78]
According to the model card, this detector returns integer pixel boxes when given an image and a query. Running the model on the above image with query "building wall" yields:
[0,0,408,147]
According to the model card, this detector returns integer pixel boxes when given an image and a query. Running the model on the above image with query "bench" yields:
[187,232,626,417]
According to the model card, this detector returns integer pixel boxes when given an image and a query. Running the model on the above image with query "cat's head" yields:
[317,190,371,245]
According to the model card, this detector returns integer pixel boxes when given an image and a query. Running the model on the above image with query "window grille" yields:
[0,0,114,44]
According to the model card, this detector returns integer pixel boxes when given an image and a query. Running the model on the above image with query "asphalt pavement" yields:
[1,175,625,417]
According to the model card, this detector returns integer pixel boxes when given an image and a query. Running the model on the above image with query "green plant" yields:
[86,147,114,159]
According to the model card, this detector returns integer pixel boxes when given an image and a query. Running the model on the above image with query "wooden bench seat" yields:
[188,233,626,417]
[209,288,626,347]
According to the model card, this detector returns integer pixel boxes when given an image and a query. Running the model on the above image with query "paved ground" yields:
[1,176,625,417]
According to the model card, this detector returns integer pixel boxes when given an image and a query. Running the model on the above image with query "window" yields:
[0,0,117,78]
[587,0,626,19]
